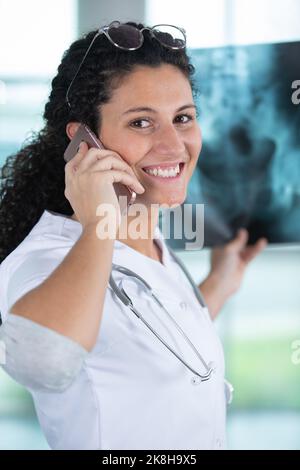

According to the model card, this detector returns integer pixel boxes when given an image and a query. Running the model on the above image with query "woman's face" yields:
[99,64,202,207]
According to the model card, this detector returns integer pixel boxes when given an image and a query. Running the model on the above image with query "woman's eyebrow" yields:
[122,104,197,115]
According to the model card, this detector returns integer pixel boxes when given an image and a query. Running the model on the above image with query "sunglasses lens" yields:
[152,25,185,49]
[108,24,143,49]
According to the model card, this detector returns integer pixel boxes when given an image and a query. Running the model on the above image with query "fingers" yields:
[88,154,137,180]
[241,237,268,264]
[102,169,145,194]
[227,228,249,252]
[64,142,89,188]
[65,145,140,182]
[64,144,144,193]
[226,229,268,263]
[66,141,89,171]
[76,147,125,174]
[64,142,123,175]
[77,152,144,192]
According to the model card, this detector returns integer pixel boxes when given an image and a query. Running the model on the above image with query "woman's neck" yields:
[70,206,162,264]
[116,206,162,263]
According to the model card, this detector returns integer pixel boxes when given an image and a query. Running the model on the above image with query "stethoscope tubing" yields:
[109,246,214,382]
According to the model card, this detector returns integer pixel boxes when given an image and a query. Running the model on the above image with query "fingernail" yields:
[76,141,83,152]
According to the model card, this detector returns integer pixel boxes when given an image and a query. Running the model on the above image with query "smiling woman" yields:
[0,22,198,264]
[0,21,265,450]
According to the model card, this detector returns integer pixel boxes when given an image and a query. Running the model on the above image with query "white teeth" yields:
[144,163,180,178]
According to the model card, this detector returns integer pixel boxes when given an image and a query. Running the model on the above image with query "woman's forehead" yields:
[118,64,190,88]
[106,64,193,109]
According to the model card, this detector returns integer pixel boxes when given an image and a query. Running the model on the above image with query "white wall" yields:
[0,0,77,77]
[146,0,300,47]
[231,0,300,45]
[77,0,146,35]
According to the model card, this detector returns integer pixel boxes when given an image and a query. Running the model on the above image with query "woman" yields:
[0,21,266,450]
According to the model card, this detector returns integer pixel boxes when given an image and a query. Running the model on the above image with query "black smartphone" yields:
[64,124,136,213]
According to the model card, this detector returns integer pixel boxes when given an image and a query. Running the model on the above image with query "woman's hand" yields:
[64,141,145,233]
[199,229,267,319]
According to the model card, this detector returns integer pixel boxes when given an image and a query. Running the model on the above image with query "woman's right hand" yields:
[64,141,145,232]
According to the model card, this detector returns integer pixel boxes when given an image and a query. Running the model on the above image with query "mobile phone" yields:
[64,124,136,213]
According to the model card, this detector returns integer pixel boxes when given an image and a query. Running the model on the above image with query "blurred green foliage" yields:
[225,336,300,409]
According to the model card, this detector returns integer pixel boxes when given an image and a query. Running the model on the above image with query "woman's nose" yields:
[153,125,186,156]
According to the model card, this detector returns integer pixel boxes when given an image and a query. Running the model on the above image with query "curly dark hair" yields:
[0,22,195,263]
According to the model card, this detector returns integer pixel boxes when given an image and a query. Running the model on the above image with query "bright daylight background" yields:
[0,0,300,450]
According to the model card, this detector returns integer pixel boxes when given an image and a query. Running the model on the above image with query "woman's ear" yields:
[66,122,81,140]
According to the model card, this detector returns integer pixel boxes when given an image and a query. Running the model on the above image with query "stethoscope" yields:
[109,247,214,382]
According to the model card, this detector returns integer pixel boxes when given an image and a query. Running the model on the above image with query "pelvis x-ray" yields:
[166,41,300,249]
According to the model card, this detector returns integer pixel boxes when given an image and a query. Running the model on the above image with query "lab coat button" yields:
[191,376,201,385]
[179,301,187,310]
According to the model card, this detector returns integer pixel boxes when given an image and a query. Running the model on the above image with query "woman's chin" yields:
[136,191,186,208]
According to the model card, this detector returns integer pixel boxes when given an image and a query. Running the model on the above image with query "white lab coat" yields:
[0,210,226,450]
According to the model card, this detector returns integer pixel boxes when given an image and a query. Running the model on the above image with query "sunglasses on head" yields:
[66,21,187,108]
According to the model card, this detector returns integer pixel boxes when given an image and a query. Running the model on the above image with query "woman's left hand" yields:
[199,229,267,319]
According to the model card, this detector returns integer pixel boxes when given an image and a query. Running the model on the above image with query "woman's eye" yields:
[174,114,194,124]
[129,119,151,129]
[129,114,195,129]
